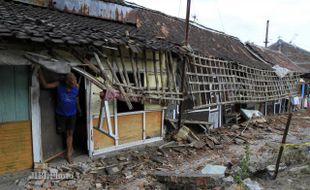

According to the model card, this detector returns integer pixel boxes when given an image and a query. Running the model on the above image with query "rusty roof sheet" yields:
[246,43,304,72]
[134,9,272,70]
[0,0,182,53]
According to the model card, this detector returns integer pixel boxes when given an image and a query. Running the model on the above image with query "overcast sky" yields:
[128,0,310,51]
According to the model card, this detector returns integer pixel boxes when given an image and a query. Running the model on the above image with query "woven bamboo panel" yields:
[187,54,300,109]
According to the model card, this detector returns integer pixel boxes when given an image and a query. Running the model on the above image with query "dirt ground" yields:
[0,110,309,190]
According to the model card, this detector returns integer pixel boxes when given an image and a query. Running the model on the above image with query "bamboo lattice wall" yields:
[187,54,300,109]
[71,48,182,109]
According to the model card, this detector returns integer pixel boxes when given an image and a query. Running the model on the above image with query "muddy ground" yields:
[0,111,309,190]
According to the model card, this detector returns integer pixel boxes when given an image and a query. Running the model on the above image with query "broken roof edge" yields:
[245,42,303,73]
[269,39,310,54]
[133,6,240,42]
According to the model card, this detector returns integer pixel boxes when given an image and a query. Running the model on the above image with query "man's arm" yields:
[38,69,59,89]
[76,85,82,115]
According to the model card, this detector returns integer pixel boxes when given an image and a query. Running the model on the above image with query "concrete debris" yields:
[95,183,102,189]
[231,124,240,130]
[33,163,48,170]
[223,176,234,183]
[71,163,90,174]
[106,166,121,175]
[201,165,227,176]
[267,163,287,172]
[33,179,45,187]
[243,178,262,190]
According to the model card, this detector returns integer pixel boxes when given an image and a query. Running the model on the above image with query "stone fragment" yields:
[33,179,45,187]
[61,165,71,172]
[49,168,58,175]
[266,163,286,172]
[193,140,206,149]
[201,165,227,177]
[67,180,76,186]
[95,183,102,189]
[231,125,240,130]
[234,138,245,145]
[118,156,128,161]
[106,166,120,175]
[72,163,90,174]
[34,163,48,170]
[223,176,234,186]
[243,178,262,190]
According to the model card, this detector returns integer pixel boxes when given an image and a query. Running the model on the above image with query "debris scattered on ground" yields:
[3,111,309,190]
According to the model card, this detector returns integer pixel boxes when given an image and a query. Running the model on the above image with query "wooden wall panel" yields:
[40,89,64,162]
[0,121,33,175]
[92,117,115,134]
[145,111,162,138]
[118,114,143,144]
[93,128,115,150]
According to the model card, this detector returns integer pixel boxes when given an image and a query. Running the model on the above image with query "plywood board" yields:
[93,128,115,150]
[92,117,115,134]
[118,114,143,144]
[0,121,33,175]
[145,112,162,138]
[40,89,64,161]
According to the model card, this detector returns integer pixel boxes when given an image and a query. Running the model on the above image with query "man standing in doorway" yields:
[39,70,81,164]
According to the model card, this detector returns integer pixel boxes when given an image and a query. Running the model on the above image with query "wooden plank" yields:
[159,51,165,95]
[0,121,33,175]
[118,113,143,145]
[167,52,178,93]
[118,47,131,86]
[143,49,150,92]
[93,128,115,150]
[129,50,139,87]
[135,53,142,89]
[152,51,159,92]
[145,111,162,138]
[93,52,112,84]
[111,50,128,86]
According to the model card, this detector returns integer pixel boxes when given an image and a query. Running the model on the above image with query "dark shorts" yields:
[55,114,76,134]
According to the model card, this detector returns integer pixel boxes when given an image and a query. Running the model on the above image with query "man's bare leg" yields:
[66,129,74,164]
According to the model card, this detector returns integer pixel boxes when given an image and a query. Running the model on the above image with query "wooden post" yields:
[273,112,292,179]
[177,57,188,129]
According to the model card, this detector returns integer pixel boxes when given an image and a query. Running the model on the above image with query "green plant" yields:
[234,144,251,186]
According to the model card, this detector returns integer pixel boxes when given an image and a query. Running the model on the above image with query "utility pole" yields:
[264,20,269,48]
[184,0,191,46]
[177,0,191,129]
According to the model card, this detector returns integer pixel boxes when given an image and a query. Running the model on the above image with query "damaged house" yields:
[0,0,183,174]
[0,0,301,175]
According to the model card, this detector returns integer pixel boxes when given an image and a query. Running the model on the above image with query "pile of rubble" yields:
[16,112,309,189]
